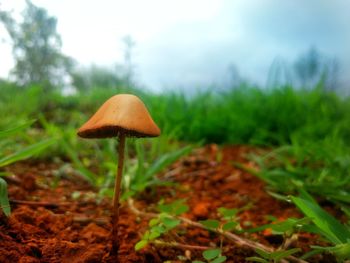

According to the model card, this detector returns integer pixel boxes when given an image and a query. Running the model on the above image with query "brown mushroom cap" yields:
[77,94,161,138]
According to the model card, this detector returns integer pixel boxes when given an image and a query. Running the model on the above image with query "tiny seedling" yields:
[77,94,160,255]
[136,205,228,263]
[199,205,252,233]
[135,199,188,251]
[193,248,227,263]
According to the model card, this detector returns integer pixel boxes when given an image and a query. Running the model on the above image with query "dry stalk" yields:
[152,239,210,250]
[10,199,71,208]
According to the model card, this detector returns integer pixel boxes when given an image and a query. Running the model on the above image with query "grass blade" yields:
[0,138,56,167]
[0,120,36,139]
[61,140,96,184]
[311,243,350,261]
[270,248,301,262]
[291,196,350,244]
[0,177,10,216]
[145,145,192,179]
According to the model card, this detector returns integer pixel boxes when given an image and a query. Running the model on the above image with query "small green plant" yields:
[237,136,350,212]
[193,248,227,263]
[135,199,188,251]
[123,142,193,198]
[199,205,252,233]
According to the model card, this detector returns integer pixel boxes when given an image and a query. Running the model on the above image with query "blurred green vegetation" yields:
[1,78,349,189]
[2,79,350,209]
[1,81,349,146]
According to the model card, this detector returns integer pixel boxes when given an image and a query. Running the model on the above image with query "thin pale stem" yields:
[9,199,70,208]
[152,239,210,250]
[111,133,126,255]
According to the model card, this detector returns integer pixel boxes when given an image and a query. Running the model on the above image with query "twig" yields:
[73,216,109,226]
[10,199,71,208]
[232,162,260,177]
[128,199,308,263]
[161,167,183,180]
[162,167,215,181]
[2,176,22,185]
[152,239,211,250]
[180,216,273,251]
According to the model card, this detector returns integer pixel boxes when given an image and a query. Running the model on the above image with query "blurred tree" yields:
[0,0,73,90]
[294,47,340,90]
[266,57,293,88]
[72,65,123,92]
[294,47,322,88]
[119,35,136,88]
[227,63,242,88]
[72,35,138,92]
[323,57,339,91]
[217,63,243,91]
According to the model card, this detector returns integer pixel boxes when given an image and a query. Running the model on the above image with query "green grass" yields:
[141,84,350,146]
[2,82,350,146]
[1,81,350,198]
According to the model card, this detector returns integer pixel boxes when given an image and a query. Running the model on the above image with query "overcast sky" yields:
[0,0,349,91]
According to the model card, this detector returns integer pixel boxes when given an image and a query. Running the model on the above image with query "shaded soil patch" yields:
[0,145,335,262]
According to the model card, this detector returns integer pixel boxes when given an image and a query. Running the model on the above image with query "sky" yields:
[0,0,349,91]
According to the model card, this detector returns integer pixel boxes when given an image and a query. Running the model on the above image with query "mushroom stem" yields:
[111,132,126,254]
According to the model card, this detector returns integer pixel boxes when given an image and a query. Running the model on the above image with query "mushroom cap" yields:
[77,94,161,138]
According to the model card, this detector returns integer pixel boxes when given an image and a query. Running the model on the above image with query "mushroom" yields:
[77,94,160,254]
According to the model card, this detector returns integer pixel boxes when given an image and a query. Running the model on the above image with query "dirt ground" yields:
[0,145,336,262]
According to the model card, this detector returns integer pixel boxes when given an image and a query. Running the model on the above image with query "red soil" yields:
[0,145,335,262]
